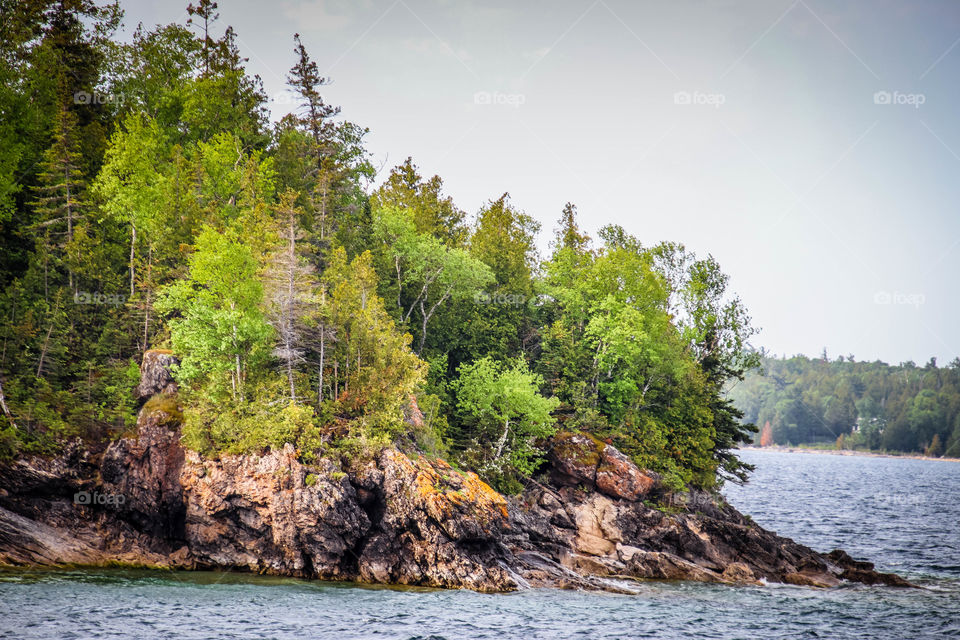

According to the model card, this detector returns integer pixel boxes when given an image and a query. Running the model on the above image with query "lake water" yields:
[1,449,958,639]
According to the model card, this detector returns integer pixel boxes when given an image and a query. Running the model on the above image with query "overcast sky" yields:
[121,0,960,366]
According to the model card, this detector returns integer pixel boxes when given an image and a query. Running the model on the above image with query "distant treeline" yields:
[728,354,960,457]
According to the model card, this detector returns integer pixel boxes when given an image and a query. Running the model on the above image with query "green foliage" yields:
[730,355,960,457]
[371,206,493,354]
[0,1,767,496]
[180,388,319,457]
[324,248,426,433]
[451,356,559,491]
[156,226,273,401]
[371,157,467,245]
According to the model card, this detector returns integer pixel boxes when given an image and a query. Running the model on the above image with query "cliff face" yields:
[0,353,910,591]
[177,445,514,590]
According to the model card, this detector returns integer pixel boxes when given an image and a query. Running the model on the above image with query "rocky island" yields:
[0,354,909,592]
[0,2,914,600]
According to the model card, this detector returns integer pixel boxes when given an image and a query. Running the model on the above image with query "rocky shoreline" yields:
[0,355,911,592]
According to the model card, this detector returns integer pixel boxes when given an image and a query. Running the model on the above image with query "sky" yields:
[120,0,960,366]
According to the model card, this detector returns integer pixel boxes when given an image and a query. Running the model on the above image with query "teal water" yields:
[1,450,958,639]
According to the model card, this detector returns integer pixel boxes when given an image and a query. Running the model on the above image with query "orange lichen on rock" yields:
[459,471,509,519]
[394,451,509,531]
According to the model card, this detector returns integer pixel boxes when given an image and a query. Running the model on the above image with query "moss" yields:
[304,473,318,487]
[330,471,346,482]
[141,394,183,425]
[551,430,605,467]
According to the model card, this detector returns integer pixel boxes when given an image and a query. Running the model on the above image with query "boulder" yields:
[595,445,658,501]
[548,431,658,501]
[548,431,603,488]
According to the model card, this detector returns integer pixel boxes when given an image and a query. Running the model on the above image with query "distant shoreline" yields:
[740,445,960,463]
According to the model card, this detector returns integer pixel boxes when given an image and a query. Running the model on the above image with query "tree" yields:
[647,240,760,482]
[452,356,559,490]
[470,193,539,294]
[371,158,467,244]
[93,114,170,299]
[31,100,85,298]
[372,207,493,354]
[926,433,943,457]
[759,421,773,446]
[446,193,540,365]
[323,248,425,438]
[263,190,319,402]
[552,202,590,255]
[286,33,339,168]
[186,0,219,75]
[156,226,272,402]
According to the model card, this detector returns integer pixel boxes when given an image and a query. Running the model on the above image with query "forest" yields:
[0,0,759,493]
[729,354,960,457]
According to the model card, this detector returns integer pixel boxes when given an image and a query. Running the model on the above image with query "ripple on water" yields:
[1,451,959,639]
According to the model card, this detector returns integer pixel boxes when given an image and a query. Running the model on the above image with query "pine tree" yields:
[186,0,219,76]
[264,191,320,402]
[31,99,84,298]
[287,34,340,168]
[371,158,467,244]
[553,202,590,255]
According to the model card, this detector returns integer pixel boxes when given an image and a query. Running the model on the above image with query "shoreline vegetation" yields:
[730,355,960,460]
[0,0,760,496]
[742,445,960,463]
[0,0,920,594]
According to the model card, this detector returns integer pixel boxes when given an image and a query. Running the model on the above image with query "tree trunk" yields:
[286,212,296,402]
[494,418,510,460]
[317,325,325,406]
[143,247,152,351]
[129,223,136,298]
[234,338,242,402]
[0,378,16,430]
[334,359,340,397]
[36,322,54,378]
[231,298,242,402]
[65,177,74,295]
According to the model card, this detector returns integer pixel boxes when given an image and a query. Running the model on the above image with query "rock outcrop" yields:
[176,445,512,590]
[548,431,658,501]
[0,355,911,591]
[503,483,910,589]
[101,396,186,540]
[135,349,178,400]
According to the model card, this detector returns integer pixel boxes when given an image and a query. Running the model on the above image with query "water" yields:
[1,449,958,639]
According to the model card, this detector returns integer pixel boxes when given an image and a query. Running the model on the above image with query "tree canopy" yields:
[0,0,783,494]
